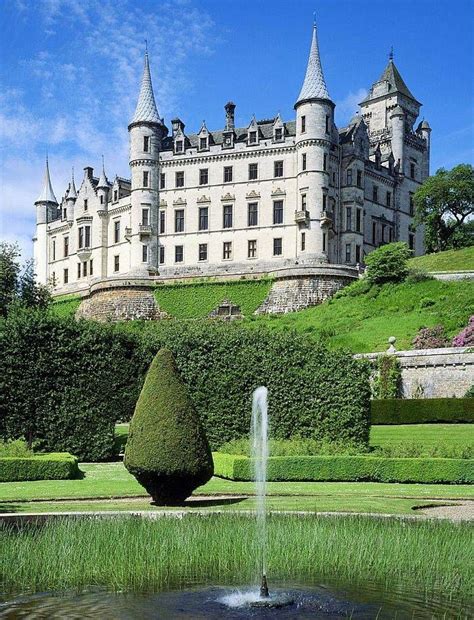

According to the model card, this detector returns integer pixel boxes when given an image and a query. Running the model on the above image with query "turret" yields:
[294,21,334,264]
[96,156,110,209]
[34,157,58,284]
[417,119,431,178]
[128,49,168,275]
[390,104,405,174]
[66,168,77,223]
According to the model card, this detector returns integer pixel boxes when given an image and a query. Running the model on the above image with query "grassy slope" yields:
[371,424,474,448]
[49,294,81,318]
[154,279,272,318]
[409,246,474,272]
[250,279,474,352]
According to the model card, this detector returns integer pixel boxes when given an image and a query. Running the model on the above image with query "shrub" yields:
[371,398,474,424]
[452,316,474,347]
[0,438,33,457]
[371,442,472,460]
[372,355,402,399]
[364,242,412,285]
[0,453,79,482]
[405,268,433,284]
[412,325,449,349]
[465,385,474,398]
[213,453,473,484]
[0,309,146,461]
[124,349,214,505]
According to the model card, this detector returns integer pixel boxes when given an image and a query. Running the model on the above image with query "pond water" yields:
[0,579,470,619]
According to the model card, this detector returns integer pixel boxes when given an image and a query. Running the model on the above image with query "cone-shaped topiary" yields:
[124,348,214,505]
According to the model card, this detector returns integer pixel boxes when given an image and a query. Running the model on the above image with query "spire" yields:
[131,50,161,125]
[296,21,330,104]
[67,167,77,200]
[97,156,110,189]
[35,157,58,204]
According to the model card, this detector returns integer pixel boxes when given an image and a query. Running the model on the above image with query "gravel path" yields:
[418,501,474,521]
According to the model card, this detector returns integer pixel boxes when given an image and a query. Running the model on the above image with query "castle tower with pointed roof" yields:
[34,22,430,318]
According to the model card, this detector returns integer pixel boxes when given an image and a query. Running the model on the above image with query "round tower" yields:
[128,51,168,275]
[390,105,405,174]
[294,22,335,264]
[66,168,77,223]
[96,157,110,208]
[34,157,58,285]
[417,119,431,178]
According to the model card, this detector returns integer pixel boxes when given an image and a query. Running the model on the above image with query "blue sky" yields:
[1,0,473,259]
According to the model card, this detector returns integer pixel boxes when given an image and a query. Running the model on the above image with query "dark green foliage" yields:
[373,355,402,399]
[365,242,412,285]
[124,349,214,504]
[371,398,474,424]
[0,309,146,460]
[213,453,473,484]
[0,453,78,482]
[125,321,372,449]
[465,385,474,398]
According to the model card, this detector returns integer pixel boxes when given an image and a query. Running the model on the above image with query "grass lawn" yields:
[250,279,473,352]
[409,246,474,272]
[370,424,474,448]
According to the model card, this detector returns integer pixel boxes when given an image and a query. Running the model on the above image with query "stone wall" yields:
[76,286,167,322]
[357,347,474,398]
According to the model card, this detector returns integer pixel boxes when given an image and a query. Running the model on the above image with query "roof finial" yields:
[389,46,394,61]
[313,11,316,28]
[145,39,148,54]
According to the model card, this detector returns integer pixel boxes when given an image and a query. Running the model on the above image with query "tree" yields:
[19,260,50,310]
[124,348,214,505]
[413,164,474,253]
[364,242,412,285]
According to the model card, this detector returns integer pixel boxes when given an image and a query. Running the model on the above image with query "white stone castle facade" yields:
[34,23,430,296]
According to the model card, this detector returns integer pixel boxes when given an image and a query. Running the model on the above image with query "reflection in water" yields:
[0,581,470,619]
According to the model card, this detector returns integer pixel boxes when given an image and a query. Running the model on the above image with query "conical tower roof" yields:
[67,168,77,200]
[97,157,110,189]
[35,157,58,204]
[296,23,331,105]
[131,51,161,125]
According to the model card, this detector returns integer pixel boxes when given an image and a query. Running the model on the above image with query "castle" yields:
[33,23,430,317]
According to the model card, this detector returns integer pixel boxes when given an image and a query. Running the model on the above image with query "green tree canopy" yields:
[413,164,474,253]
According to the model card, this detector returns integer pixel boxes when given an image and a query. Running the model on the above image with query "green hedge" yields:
[213,453,473,484]
[0,453,79,482]
[371,398,474,424]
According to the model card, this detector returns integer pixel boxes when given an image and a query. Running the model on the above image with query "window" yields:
[389,227,393,242]
[143,171,149,187]
[142,208,149,226]
[113,189,118,201]
[302,153,307,171]
[223,204,233,228]
[199,243,207,261]
[78,228,84,249]
[100,194,104,205]
[273,200,283,224]
[248,202,258,227]
[199,207,209,231]
[345,243,351,263]
[248,163,258,180]
[64,236,69,257]
[386,191,391,207]
[409,233,415,250]
[223,166,233,183]
[175,140,183,153]
[89,259,93,275]
[347,169,353,185]
[85,226,91,247]
[175,209,185,233]
[77,263,81,278]
[84,199,88,211]
[273,237,282,256]
[175,245,183,263]
[143,136,150,152]
[274,160,283,177]
[409,193,414,216]
[274,127,283,141]
[249,131,257,144]
[355,244,361,263]
[52,239,56,261]
[248,239,257,258]
[381,224,386,243]
[63,268,68,284]
[372,221,377,245]
[142,245,148,262]
[159,211,165,234]
[372,185,378,203]
[301,194,307,210]
[356,208,362,233]
[175,171,184,188]
[325,114,330,134]
[301,115,306,133]
[346,207,352,230]
[323,153,327,171]
[199,168,209,185]
[82,261,87,277]
[199,137,207,150]
[114,255,120,272]
[322,232,327,252]
[357,170,363,188]
[301,232,306,251]
[159,246,165,264]
[410,162,416,179]
[223,241,232,260]
[160,173,165,189]
[63,208,66,220]
[114,220,120,243]
[322,194,327,210]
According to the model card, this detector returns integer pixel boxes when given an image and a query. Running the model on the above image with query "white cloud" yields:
[335,88,368,126]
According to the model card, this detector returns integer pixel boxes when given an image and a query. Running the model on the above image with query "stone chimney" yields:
[225,101,236,131]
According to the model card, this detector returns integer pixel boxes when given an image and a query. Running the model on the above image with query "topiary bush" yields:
[365,242,412,285]
[452,316,474,347]
[412,325,449,349]
[124,348,214,505]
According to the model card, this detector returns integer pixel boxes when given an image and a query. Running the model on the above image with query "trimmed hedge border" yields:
[371,398,474,425]
[0,453,79,482]
[213,453,473,484]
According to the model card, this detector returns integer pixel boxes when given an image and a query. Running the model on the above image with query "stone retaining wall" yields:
[76,286,167,322]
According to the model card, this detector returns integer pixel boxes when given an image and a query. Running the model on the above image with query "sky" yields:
[1,0,473,260]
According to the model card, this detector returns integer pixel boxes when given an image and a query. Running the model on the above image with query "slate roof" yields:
[296,24,331,103]
[361,59,418,103]
[131,52,162,125]
[35,158,58,204]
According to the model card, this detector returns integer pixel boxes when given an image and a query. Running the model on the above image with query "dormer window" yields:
[249,131,257,145]
[100,195,104,204]
[199,137,208,150]
[274,127,283,141]
[114,189,118,201]
[143,136,150,152]
[175,140,184,154]
[84,199,88,211]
